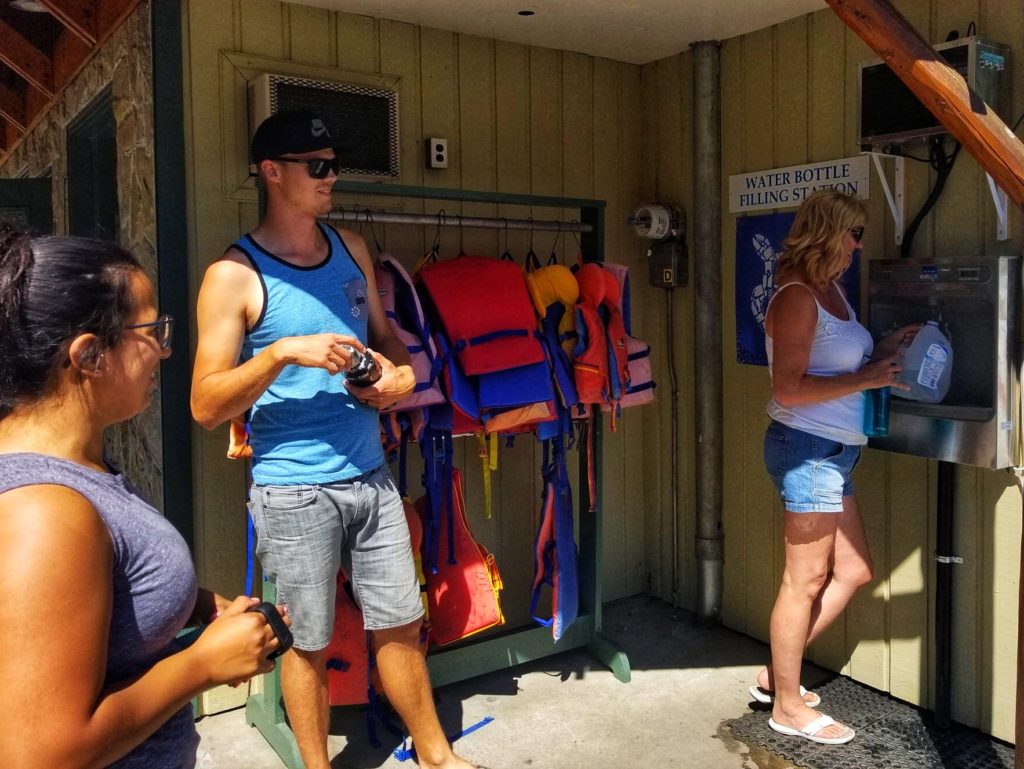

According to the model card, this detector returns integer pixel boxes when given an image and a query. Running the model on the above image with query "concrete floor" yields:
[195,595,811,769]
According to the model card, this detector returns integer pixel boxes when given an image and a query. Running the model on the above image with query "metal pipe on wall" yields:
[692,40,724,626]
[324,209,591,234]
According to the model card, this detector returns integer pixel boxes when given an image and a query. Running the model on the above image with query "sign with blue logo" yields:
[735,212,860,366]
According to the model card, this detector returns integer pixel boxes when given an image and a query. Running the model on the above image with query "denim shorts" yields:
[763,421,861,513]
[248,464,423,651]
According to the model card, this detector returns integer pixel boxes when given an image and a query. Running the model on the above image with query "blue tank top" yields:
[0,452,199,768]
[236,223,384,485]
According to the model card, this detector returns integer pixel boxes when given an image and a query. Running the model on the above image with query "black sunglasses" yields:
[849,226,865,243]
[125,314,174,350]
[269,156,340,179]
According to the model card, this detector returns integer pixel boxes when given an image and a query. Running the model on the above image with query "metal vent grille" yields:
[248,73,399,179]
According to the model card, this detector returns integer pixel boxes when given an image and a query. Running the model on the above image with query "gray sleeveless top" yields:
[0,452,200,768]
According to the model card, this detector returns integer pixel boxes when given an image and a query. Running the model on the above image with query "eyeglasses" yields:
[849,226,865,243]
[268,156,340,179]
[125,314,174,350]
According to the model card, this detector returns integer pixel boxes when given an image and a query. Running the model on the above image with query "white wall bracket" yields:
[864,151,905,246]
[985,173,1009,241]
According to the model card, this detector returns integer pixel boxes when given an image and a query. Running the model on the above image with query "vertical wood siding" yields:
[184,0,1023,739]
[703,1,1023,740]
[184,1,650,636]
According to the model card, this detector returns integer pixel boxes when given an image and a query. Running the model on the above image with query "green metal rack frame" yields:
[245,180,631,769]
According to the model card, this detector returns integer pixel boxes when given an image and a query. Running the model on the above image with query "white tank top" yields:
[765,282,873,445]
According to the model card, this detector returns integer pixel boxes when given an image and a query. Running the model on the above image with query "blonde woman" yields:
[755,190,918,745]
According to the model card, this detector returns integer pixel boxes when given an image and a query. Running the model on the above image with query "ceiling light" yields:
[517,10,535,16]
[10,0,48,11]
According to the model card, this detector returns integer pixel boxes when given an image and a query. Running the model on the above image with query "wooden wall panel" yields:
[287,4,332,66]
[705,0,1024,741]
[720,37,747,632]
[185,2,650,662]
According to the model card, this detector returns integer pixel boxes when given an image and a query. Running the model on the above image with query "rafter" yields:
[0,82,27,133]
[38,0,98,47]
[826,0,1024,209]
[0,19,54,98]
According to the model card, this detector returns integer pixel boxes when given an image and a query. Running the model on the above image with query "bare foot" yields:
[417,753,484,769]
[756,666,817,705]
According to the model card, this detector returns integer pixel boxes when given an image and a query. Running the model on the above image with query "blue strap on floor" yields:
[391,716,495,762]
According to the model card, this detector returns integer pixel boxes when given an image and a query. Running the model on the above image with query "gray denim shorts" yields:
[248,464,423,651]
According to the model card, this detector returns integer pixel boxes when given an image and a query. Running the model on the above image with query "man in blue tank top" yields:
[191,111,479,769]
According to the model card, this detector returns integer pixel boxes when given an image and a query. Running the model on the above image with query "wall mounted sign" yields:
[728,155,870,213]
[735,211,860,366]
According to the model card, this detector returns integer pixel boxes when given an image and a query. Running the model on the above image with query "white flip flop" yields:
[768,714,855,745]
[749,684,821,708]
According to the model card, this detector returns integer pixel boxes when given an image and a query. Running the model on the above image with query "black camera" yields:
[339,344,382,387]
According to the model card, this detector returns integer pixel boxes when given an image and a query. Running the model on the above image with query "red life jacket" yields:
[416,467,504,645]
[326,499,428,706]
[418,255,545,376]
[572,263,629,407]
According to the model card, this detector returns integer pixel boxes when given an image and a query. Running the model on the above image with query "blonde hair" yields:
[777,190,867,284]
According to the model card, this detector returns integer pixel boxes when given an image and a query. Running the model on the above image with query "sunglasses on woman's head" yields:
[269,156,340,179]
[849,226,865,243]
[125,314,174,350]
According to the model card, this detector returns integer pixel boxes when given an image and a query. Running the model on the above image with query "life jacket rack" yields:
[244,181,632,769]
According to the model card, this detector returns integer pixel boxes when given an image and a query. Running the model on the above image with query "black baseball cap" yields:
[251,109,344,164]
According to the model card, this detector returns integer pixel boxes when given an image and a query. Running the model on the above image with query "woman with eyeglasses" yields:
[755,190,919,746]
[0,226,288,768]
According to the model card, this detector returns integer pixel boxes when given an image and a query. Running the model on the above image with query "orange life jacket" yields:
[572,263,630,408]
[416,467,504,646]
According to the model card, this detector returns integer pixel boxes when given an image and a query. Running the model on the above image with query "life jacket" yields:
[418,255,545,376]
[432,292,555,438]
[572,263,630,409]
[600,262,655,410]
[415,466,504,646]
[530,438,579,641]
[375,253,446,417]
[326,499,428,707]
[524,258,582,441]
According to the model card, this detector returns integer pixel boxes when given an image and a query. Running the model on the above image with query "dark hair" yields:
[0,224,143,419]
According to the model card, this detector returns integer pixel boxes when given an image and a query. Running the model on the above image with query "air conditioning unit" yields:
[858,36,1009,147]
[247,72,400,180]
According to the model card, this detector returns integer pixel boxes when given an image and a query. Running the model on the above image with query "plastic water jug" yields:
[893,321,952,403]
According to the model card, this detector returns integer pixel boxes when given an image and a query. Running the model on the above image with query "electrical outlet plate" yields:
[426,137,448,169]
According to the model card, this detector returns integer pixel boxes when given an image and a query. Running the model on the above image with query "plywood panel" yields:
[336,12,377,72]
[239,0,283,58]
[846,447,889,690]
[983,477,1021,739]
[737,26,776,645]
[378,19,424,258]
[286,3,331,66]
[593,55,627,599]
[886,452,930,705]
[720,36,746,630]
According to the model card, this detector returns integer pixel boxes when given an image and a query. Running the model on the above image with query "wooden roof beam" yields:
[38,0,98,47]
[0,19,54,98]
[0,82,27,133]
[826,0,1024,209]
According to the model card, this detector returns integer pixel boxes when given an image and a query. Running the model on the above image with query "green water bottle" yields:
[863,387,890,437]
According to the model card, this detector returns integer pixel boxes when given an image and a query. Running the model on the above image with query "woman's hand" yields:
[858,353,910,392]
[873,323,923,361]
[188,596,291,687]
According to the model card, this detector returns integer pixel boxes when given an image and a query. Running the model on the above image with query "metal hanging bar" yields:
[323,208,592,234]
